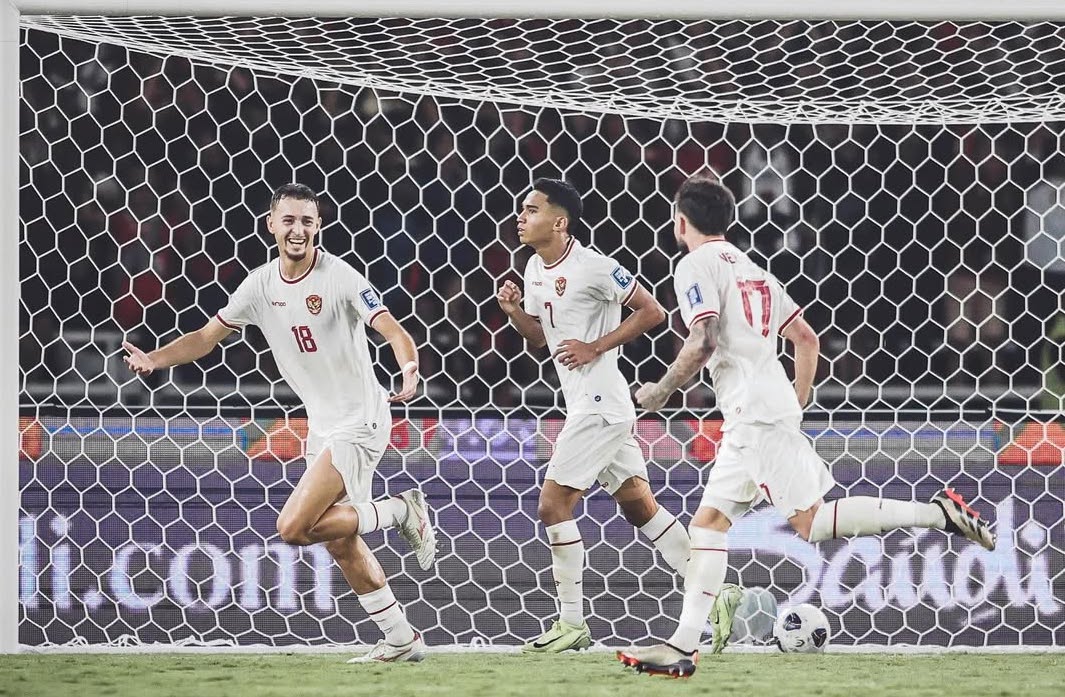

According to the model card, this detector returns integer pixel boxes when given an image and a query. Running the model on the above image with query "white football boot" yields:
[397,489,437,571]
[347,633,427,663]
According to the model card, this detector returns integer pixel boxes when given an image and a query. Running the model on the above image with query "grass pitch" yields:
[2,652,1062,697]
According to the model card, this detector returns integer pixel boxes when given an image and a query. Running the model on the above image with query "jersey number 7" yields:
[737,280,772,337]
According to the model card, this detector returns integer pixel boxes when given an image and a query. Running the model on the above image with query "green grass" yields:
[1,652,1063,697]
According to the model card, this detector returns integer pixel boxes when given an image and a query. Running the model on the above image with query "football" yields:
[773,603,831,653]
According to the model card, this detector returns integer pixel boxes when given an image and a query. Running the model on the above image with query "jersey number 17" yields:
[737,280,772,337]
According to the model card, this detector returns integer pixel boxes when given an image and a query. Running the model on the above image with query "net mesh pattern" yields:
[16,20,1065,648]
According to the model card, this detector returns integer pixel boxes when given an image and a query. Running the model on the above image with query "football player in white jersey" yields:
[122,184,436,663]
[617,173,996,678]
[497,178,692,653]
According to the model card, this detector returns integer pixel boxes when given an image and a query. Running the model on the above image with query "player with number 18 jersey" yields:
[217,247,392,450]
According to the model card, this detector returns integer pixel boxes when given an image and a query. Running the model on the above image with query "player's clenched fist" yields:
[635,382,669,412]
[496,280,523,314]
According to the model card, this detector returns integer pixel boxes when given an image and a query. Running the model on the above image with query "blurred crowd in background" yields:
[18,27,1065,416]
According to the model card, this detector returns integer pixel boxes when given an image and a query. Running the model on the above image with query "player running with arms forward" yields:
[123,184,437,663]
[618,173,995,678]
[498,178,692,653]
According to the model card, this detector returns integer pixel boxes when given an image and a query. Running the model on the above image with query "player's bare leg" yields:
[327,533,426,664]
[523,480,592,653]
[276,449,437,569]
[794,489,995,550]
[613,476,690,577]
[276,449,354,545]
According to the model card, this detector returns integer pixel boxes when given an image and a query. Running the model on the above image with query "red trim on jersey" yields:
[367,308,390,328]
[687,309,719,329]
[779,306,804,334]
[215,313,241,331]
[278,248,320,285]
[543,238,575,269]
[620,282,639,307]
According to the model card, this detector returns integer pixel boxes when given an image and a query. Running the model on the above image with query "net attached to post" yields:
[17,15,1065,650]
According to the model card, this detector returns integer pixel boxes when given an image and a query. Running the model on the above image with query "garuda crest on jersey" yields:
[306,294,323,315]
[554,277,567,297]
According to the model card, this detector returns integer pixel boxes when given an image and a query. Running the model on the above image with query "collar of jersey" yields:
[543,237,577,270]
[278,248,321,284]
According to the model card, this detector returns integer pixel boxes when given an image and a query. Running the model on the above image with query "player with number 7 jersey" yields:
[120,184,436,664]
[498,179,692,654]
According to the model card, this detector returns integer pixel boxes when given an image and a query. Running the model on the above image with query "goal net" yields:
[17,13,1065,649]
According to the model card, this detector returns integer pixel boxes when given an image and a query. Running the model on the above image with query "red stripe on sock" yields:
[702,591,717,599]
[371,501,380,531]
[832,500,839,539]
[368,600,397,616]
[691,547,728,552]
[650,518,678,543]
[551,538,583,547]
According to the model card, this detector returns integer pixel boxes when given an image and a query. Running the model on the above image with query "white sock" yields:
[546,520,585,626]
[358,585,416,646]
[353,497,408,535]
[668,527,728,653]
[639,506,691,578]
[809,497,946,542]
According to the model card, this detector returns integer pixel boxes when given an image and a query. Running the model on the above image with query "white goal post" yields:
[7,0,1065,655]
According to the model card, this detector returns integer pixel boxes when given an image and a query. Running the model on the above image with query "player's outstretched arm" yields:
[372,313,421,403]
[553,285,665,369]
[496,280,547,349]
[781,315,819,408]
[122,317,233,376]
[635,315,719,412]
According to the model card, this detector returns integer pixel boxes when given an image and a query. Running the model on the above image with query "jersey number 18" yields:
[290,325,318,353]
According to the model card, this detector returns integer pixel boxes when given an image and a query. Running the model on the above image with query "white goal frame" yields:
[6,0,1065,655]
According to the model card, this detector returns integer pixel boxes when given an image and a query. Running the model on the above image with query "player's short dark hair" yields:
[532,178,582,234]
[270,183,321,216]
[675,172,736,236]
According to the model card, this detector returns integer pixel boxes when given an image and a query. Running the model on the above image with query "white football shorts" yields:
[700,421,836,521]
[546,414,647,494]
[306,421,391,505]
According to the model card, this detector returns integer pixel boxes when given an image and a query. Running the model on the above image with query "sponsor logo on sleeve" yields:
[686,283,703,308]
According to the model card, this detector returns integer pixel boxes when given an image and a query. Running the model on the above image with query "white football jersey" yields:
[216,248,391,442]
[523,238,640,423]
[674,239,804,429]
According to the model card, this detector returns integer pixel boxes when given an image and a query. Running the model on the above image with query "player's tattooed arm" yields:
[635,316,719,412]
